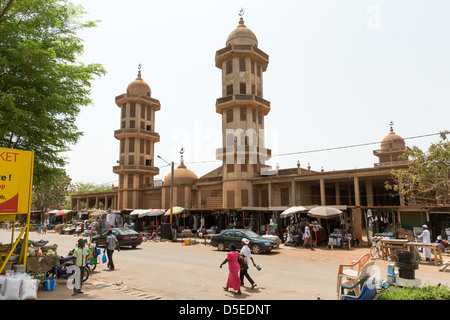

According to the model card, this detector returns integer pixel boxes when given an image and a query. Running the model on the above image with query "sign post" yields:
[0,147,34,273]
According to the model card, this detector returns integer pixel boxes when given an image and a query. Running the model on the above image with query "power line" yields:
[181,132,444,164]
[273,132,443,157]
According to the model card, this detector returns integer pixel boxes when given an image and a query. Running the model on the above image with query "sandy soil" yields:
[1,229,448,301]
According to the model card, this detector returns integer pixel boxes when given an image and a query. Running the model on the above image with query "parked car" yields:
[92,228,143,248]
[210,229,278,254]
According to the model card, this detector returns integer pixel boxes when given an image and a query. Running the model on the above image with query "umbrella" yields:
[164,206,185,216]
[307,206,342,219]
[144,209,165,217]
[48,209,60,214]
[56,210,71,217]
[138,209,164,218]
[280,206,308,218]
[130,209,146,216]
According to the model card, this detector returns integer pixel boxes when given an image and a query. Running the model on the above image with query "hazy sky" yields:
[64,0,450,187]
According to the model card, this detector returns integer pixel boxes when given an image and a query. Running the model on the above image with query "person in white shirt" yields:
[302,224,315,250]
[104,230,120,270]
[240,238,257,289]
[417,224,432,261]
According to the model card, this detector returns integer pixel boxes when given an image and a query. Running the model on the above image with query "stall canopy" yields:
[164,206,184,216]
[48,209,60,214]
[280,206,308,218]
[89,209,107,217]
[307,206,342,219]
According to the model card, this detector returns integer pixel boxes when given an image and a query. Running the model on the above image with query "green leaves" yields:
[0,0,105,185]
[376,284,450,300]
[386,131,450,205]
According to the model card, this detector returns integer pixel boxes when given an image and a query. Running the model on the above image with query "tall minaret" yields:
[114,67,161,209]
[215,10,272,209]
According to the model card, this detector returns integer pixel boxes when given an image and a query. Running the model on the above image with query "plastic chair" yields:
[336,252,370,293]
[342,283,377,300]
[338,261,375,300]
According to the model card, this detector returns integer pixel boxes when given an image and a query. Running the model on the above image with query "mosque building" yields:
[70,14,449,244]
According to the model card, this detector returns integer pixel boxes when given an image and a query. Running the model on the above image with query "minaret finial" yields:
[137,63,142,79]
[238,7,245,25]
[389,121,394,133]
[180,147,185,164]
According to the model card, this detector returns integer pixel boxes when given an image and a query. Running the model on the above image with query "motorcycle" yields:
[47,254,91,283]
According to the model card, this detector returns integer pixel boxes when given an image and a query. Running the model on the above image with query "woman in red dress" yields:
[219,244,241,295]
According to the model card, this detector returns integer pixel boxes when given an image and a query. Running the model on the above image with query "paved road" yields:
[1,229,448,301]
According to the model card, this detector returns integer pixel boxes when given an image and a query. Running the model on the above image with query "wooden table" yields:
[403,242,444,265]
[380,239,409,260]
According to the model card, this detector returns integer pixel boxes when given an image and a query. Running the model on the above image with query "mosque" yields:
[70,15,449,244]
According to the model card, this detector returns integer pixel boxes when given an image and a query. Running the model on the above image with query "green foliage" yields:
[0,0,105,185]
[386,131,450,205]
[375,284,450,300]
[73,181,112,194]
[32,168,72,221]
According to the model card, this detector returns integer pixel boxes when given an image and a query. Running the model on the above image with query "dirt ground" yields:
[1,229,449,301]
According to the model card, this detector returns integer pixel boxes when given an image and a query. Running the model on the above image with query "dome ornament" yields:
[238,7,245,26]
[238,7,245,18]
[137,63,142,79]
[179,147,186,168]
[389,121,394,132]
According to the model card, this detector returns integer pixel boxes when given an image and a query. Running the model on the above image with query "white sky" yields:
[64,0,450,187]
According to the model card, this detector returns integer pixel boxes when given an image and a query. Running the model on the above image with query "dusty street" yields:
[1,229,448,301]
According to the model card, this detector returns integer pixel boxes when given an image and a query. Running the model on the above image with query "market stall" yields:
[403,242,444,265]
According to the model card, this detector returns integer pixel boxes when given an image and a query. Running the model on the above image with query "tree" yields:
[386,131,450,206]
[32,168,73,222]
[0,0,105,185]
[73,181,112,194]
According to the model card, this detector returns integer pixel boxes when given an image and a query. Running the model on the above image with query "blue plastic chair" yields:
[342,284,377,300]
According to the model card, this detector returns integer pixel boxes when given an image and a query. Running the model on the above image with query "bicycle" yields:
[370,236,383,260]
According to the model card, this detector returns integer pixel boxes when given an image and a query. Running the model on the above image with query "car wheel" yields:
[132,245,137,249]
[217,242,225,251]
[251,244,261,254]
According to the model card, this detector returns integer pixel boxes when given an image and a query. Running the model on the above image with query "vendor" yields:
[416,225,432,261]
[72,239,88,296]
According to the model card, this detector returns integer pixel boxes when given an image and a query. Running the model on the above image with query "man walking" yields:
[240,238,257,289]
[417,224,432,261]
[104,230,120,270]
[72,239,88,296]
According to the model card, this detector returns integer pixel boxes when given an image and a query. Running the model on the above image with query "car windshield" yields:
[101,228,139,236]
[118,228,138,235]
[242,230,260,238]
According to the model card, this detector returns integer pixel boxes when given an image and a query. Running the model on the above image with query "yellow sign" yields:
[0,147,34,214]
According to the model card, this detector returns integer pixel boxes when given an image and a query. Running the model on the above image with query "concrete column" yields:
[268,182,272,208]
[354,177,360,207]
[291,180,296,206]
[76,198,80,211]
[105,196,109,210]
[352,208,363,241]
[365,180,374,207]
[320,179,326,206]
[335,182,340,205]
[95,197,99,209]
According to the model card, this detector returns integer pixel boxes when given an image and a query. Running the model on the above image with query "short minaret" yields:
[373,122,410,167]
[215,10,272,209]
[114,67,161,209]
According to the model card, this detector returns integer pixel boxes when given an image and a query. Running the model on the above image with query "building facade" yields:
[71,16,450,242]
